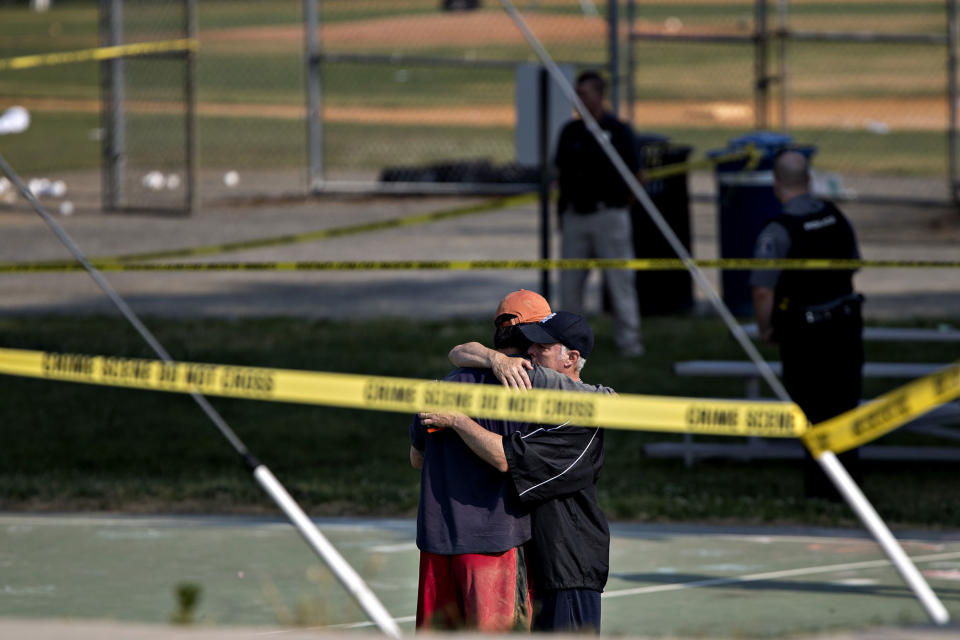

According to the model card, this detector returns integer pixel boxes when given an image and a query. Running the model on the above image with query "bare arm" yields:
[448,342,532,390]
[751,285,776,345]
[409,445,424,470]
[419,411,508,472]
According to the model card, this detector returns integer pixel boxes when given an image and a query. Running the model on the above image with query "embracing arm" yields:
[419,411,508,472]
[751,285,776,345]
[448,343,532,390]
[409,446,424,469]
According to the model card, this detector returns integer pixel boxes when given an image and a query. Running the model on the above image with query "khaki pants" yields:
[559,206,642,354]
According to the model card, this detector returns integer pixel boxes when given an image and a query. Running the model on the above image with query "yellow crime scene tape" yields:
[0,39,199,72]
[642,145,763,182]
[3,258,959,273]
[1,347,955,451]
[0,347,807,438]
[803,361,960,456]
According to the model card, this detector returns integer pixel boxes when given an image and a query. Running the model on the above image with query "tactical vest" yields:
[772,201,857,330]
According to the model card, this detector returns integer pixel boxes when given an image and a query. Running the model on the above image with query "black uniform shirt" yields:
[554,113,639,214]
[750,193,860,289]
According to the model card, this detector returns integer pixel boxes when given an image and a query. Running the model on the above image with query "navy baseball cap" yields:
[518,311,594,358]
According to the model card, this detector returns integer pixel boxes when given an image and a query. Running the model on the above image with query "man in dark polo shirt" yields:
[555,69,644,358]
[409,291,608,631]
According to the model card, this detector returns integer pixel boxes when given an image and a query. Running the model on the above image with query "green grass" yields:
[0,314,957,528]
[0,111,101,174]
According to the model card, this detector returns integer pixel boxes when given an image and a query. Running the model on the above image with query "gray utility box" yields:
[514,63,575,167]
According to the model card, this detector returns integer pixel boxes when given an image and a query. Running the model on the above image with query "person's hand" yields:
[420,411,467,433]
[491,352,533,390]
[759,326,776,345]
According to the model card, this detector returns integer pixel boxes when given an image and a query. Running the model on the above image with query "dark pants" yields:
[533,588,601,633]
[779,308,864,500]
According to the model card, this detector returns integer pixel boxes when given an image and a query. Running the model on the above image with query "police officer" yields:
[750,150,864,499]
[554,70,644,357]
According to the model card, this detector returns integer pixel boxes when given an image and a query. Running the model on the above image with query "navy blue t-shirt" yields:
[410,367,532,555]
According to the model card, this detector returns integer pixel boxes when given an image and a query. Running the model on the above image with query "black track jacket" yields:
[502,421,610,592]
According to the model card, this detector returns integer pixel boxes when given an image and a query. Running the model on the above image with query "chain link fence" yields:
[101,0,194,213]
[192,0,307,201]
[0,1,102,214]
[312,0,609,193]
[626,0,957,203]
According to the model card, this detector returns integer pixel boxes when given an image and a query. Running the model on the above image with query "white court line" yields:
[602,551,960,599]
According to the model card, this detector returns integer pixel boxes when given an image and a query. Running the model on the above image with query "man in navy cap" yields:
[410,294,611,632]
[423,311,611,633]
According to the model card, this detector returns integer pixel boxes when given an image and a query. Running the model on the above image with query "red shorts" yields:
[416,547,531,631]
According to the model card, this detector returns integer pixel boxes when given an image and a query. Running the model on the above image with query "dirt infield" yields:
[1,95,947,131]
[206,13,607,50]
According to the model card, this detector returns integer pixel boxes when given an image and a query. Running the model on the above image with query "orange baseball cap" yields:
[494,289,552,327]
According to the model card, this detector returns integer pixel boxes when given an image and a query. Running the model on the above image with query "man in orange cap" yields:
[409,289,608,632]
[421,301,614,633]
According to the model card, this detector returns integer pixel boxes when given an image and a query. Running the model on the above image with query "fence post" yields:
[948,0,959,205]
[186,0,197,214]
[305,0,323,192]
[776,0,788,131]
[625,0,635,125]
[539,66,552,303]
[99,0,124,212]
[754,0,769,129]
[608,0,619,116]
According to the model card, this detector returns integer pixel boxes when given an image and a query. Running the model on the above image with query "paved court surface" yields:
[2,514,960,638]
[1,171,959,321]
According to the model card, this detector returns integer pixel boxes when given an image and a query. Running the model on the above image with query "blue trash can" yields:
[708,132,816,316]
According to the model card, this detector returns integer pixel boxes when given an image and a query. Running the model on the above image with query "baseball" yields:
[141,171,165,191]
[59,200,74,216]
[223,170,239,187]
[28,177,49,195]
[0,105,30,136]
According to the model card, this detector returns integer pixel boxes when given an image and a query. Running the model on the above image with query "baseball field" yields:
[0,0,954,185]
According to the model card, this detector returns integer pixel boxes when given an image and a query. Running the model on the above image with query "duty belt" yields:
[802,293,864,325]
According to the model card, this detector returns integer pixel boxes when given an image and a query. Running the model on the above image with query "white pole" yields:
[817,451,950,624]
[254,466,402,638]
